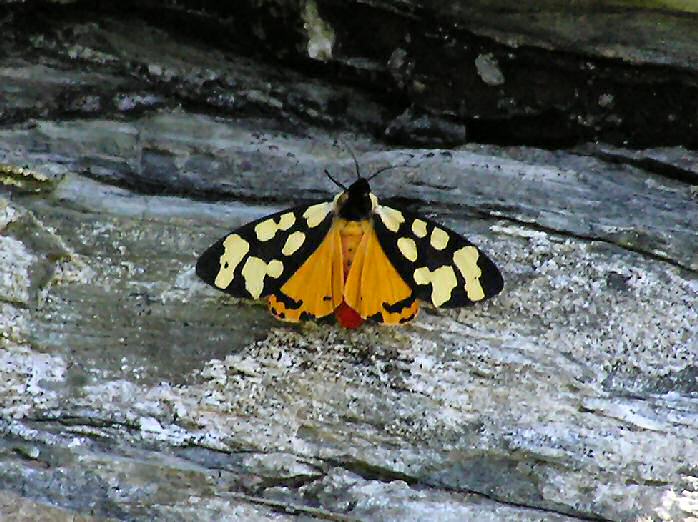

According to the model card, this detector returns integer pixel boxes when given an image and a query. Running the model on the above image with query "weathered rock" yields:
[575,143,698,185]
[0,491,109,522]
[0,164,60,193]
[2,1,697,146]
[1,131,697,520]
[3,112,697,272]
[1,1,697,521]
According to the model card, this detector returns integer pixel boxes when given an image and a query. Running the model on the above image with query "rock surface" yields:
[1,2,698,521]
[2,0,698,147]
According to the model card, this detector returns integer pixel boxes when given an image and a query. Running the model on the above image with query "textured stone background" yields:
[1,1,697,520]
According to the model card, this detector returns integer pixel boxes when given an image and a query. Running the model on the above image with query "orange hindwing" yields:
[343,223,419,325]
[268,223,344,322]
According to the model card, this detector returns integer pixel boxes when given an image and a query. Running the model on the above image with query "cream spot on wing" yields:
[241,257,267,299]
[369,193,378,211]
[255,213,297,241]
[215,234,249,289]
[303,202,332,228]
[453,245,485,301]
[377,206,405,232]
[413,267,430,285]
[241,256,284,299]
[282,231,306,256]
[255,219,277,241]
[413,265,457,307]
[278,212,295,230]
[430,227,449,250]
[412,219,427,238]
[397,237,418,262]
[267,259,284,279]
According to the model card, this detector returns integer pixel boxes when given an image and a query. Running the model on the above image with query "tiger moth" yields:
[196,161,503,328]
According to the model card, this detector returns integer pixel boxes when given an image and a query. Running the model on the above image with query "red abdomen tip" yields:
[335,301,364,329]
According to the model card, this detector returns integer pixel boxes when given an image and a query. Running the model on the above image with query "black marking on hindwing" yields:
[382,295,417,314]
[273,291,304,310]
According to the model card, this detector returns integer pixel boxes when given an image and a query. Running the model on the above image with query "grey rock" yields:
[5,112,697,270]
[474,53,506,87]
[1,1,698,521]
[385,108,467,146]
[1,132,697,519]
[0,490,111,522]
[1,1,697,146]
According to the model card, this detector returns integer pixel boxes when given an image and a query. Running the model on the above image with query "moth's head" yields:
[347,177,370,197]
[337,177,373,220]
[325,142,409,220]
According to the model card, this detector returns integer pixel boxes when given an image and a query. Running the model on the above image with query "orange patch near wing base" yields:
[267,224,344,322]
[333,219,369,329]
[344,226,419,325]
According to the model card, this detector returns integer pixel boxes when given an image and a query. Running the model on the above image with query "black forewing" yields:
[196,203,334,299]
[373,206,503,308]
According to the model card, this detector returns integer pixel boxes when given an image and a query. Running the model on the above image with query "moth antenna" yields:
[366,153,416,181]
[325,169,347,190]
[336,137,362,180]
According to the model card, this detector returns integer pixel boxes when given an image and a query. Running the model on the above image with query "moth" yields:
[196,161,503,328]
